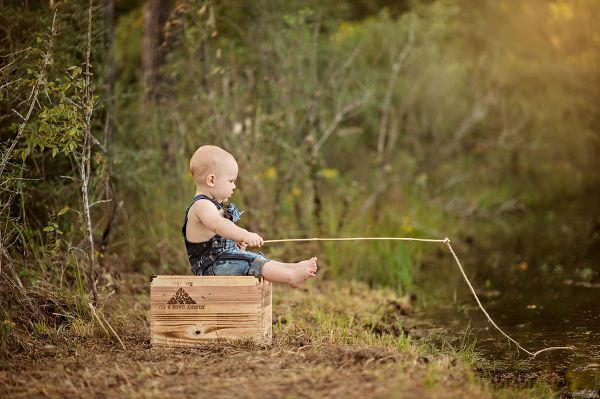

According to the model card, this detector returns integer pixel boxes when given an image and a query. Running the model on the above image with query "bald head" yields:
[190,145,236,187]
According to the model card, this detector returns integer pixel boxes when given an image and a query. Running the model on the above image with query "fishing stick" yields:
[263,236,576,357]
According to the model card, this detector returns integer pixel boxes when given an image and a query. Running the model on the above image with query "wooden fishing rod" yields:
[264,236,576,357]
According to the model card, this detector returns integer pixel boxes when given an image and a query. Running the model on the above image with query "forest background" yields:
[0,0,598,358]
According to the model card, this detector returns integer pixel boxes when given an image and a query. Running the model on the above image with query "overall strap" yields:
[182,194,222,241]
[191,194,223,210]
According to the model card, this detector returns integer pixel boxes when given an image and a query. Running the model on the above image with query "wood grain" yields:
[150,276,272,347]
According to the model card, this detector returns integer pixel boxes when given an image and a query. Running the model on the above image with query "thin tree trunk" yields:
[142,0,171,104]
[102,0,115,149]
[100,0,116,255]
[83,0,98,304]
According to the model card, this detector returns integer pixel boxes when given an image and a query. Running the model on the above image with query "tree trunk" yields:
[102,0,115,148]
[100,0,116,256]
[142,0,171,104]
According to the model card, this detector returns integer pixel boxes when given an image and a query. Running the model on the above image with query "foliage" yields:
[0,0,598,359]
[0,1,111,357]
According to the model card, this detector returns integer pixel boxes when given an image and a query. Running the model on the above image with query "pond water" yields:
[417,200,600,396]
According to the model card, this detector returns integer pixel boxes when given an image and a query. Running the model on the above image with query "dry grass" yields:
[0,274,557,398]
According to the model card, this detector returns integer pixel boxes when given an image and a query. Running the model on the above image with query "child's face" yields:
[209,157,238,203]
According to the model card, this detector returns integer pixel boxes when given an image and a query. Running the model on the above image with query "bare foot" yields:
[283,259,318,272]
[289,257,318,288]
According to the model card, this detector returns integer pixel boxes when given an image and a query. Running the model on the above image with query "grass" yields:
[0,274,564,398]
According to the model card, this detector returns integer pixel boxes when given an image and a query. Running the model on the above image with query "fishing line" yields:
[263,236,576,357]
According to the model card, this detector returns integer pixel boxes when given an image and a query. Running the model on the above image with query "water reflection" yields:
[417,202,600,393]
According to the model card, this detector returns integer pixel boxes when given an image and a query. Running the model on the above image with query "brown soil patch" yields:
[0,276,551,398]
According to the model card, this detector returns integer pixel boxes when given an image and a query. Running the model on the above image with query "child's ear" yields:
[206,174,216,187]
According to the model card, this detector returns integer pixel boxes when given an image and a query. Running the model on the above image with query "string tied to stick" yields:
[263,235,576,357]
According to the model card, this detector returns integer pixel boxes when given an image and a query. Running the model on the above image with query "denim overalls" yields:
[182,194,268,277]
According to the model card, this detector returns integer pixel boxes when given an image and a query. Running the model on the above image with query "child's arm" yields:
[194,201,264,247]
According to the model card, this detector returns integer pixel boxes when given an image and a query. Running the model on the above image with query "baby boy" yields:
[182,145,318,287]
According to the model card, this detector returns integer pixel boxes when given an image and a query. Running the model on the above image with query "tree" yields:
[142,0,171,104]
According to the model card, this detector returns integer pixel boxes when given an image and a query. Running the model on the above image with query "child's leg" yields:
[211,249,318,288]
[262,257,318,288]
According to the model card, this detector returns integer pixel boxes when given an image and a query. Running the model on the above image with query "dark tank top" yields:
[181,194,242,274]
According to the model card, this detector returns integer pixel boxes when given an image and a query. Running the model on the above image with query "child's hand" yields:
[243,232,264,247]
[236,241,248,250]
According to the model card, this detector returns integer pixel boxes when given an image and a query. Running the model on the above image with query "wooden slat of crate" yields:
[151,275,272,347]
[260,280,272,342]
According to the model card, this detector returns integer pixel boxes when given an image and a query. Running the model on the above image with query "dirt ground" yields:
[0,276,556,398]
[1,340,485,398]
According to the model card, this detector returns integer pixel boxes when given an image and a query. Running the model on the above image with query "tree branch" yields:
[376,22,415,165]
[0,11,57,178]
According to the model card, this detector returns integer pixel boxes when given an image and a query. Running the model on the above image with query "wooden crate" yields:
[150,275,272,347]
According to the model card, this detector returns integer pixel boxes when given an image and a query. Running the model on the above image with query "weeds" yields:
[0,274,560,398]
[0,2,596,397]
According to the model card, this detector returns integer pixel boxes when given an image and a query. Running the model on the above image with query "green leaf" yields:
[21,147,30,161]
[71,66,82,78]
[57,206,70,216]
